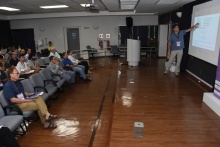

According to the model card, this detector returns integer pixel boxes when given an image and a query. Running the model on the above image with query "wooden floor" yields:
[17,57,220,147]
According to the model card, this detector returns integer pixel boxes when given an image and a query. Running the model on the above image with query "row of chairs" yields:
[38,57,50,67]
[38,56,70,72]
[0,68,67,136]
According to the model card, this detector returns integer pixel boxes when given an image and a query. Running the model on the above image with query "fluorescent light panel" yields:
[40,5,68,9]
[121,2,137,5]
[80,4,91,7]
[120,0,138,10]
[121,5,136,9]
[120,0,138,1]
[157,0,181,5]
[0,6,20,11]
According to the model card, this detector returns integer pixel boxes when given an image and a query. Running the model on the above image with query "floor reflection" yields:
[52,118,80,137]
[121,92,133,107]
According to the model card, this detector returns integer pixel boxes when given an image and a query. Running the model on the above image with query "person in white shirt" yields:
[49,48,61,59]
[16,54,31,74]
[67,50,92,74]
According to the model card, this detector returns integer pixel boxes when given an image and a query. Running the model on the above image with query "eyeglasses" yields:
[12,72,20,75]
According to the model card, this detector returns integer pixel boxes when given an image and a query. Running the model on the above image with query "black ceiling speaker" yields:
[126,17,133,28]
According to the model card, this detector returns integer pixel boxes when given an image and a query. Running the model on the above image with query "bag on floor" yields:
[165,58,176,72]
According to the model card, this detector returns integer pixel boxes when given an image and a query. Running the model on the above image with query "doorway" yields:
[66,28,80,51]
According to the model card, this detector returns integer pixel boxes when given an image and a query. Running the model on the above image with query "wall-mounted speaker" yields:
[126,17,133,28]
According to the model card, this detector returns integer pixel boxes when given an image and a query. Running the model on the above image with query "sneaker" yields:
[164,70,168,75]
[84,78,91,82]
[175,72,180,76]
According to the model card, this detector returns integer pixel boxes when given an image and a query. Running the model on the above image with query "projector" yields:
[89,4,99,13]
[90,4,99,10]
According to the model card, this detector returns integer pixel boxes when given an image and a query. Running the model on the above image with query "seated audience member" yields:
[4,49,12,62]
[17,45,22,50]
[63,52,86,72]
[0,55,11,71]
[3,67,57,128]
[21,49,26,55]
[27,54,40,73]
[17,47,22,56]
[48,41,54,52]
[49,48,61,60]
[0,127,20,147]
[11,46,16,52]
[63,52,91,82]
[16,54,31,74]
[1,46,7,55]
[67,50,92,74]
[9,52,19,67]
[25,48,32,61]
[0,50,3,57]
[0,70,8,84]
[48,56,75,83]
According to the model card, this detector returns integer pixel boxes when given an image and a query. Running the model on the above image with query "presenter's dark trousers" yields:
[0,127,20,147]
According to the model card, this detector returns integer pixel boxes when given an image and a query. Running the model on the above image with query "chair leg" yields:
[58,87,64,93]
[46,99,51,108]
[56,92,59,99]
[15,123,27,136]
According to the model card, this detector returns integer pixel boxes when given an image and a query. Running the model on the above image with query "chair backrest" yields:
[110,45,119,54]
[29,73,44,87]
[39,68,52,80]
[37,59,45,66]
[0,90,12,115]
[0,90,9,108]
[0,105,5,118]
[86,46,91,49]
[21,79,35,93]
[43,57,50,65]
[36,52,42,57]
[59,60,65,68]
[4,70,9,78]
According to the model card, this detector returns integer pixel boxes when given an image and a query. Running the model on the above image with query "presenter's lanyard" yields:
[174,32,179,40]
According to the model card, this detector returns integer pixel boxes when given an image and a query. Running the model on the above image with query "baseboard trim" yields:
[186,70,213,92]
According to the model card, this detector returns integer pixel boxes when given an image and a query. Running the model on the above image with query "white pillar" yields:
[127,39,140,66]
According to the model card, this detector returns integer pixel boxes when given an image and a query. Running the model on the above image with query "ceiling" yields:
[0,0,196,16]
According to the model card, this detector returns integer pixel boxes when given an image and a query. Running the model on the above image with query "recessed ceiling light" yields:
[40,5,69,9]
[0,6,20,11]
[156,0,180,5]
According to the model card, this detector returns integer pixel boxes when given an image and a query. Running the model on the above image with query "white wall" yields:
[10,15,158,54]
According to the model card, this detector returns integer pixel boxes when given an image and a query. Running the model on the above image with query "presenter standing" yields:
[164,23,199,76]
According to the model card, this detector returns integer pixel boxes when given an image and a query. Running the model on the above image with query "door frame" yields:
[63,26,81,52]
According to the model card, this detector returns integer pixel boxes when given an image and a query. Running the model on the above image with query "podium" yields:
[127,39,140,66]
